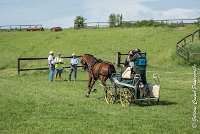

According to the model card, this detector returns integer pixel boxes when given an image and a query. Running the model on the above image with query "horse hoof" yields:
[85,94,89,97]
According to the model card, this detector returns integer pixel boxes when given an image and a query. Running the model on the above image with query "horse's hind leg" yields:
[100,76,108,97]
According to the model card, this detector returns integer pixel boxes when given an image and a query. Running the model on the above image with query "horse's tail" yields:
[108,64,116,78]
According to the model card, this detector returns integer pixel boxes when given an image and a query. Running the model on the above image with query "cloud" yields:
[42,16,75,28]
[161,8,200,19]
[82,0,200,23]
[0,0,199,28]
[82,0,154,21]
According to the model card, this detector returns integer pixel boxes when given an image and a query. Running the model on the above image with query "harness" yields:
[87,59,102,81]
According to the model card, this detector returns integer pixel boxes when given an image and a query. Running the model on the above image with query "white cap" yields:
[49,51,54,54]
[72,53,76,56]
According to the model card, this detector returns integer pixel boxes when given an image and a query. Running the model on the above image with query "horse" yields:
[80,54,116,97]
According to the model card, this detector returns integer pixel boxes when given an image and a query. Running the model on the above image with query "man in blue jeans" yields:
[68,53,78,82]
[48,51,55,81]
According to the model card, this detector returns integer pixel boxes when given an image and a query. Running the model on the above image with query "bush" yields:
[121,20,186,28]
[185,41,200,52]
[121,20,162,28]
[183,41,200,65]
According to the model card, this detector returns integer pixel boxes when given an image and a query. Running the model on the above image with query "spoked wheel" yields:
[105,86,116,104]
[120,88,132,107]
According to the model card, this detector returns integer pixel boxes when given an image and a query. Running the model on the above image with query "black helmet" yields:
[134,48,141,53]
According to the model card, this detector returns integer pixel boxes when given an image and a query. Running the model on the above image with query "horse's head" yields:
[80,54,95,72]
[80,56,87,72]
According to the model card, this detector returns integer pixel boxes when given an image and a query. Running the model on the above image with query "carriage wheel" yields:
[120,88,132,107]
[105,86,116,104]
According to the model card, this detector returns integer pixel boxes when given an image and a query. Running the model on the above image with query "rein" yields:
[87,59,102,81]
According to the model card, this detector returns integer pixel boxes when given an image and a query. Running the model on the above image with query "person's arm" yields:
[70,59,73,65]
[61,58,64,64]
[48,60,52,68]
[55,57,58,64]
[130,55,137,62]
[48,56,51,68]
[127,55,131,62]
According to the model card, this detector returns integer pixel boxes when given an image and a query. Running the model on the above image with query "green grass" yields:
[0,26,200,134]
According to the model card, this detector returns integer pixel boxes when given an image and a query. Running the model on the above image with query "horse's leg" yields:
[90,79,96,92]
[100,76,108,97]
[86,75,93,97]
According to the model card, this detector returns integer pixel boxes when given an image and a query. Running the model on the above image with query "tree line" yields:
[74,14,200,29]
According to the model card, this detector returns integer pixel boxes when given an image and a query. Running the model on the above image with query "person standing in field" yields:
[68,53,78,82]
[55,52,64,81]
[48,51,55,81]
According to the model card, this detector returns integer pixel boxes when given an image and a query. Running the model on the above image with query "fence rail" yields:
[176,29,200,61]
[0,24,43,31]
[85,18,200,28]
[17,56,82,75]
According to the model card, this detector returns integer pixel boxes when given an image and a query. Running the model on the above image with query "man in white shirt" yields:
[68,53,78,82]
[48,51,55,81]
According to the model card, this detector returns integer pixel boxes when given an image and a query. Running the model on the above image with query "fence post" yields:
[192,33,194,42]
[116,52,121,67]
[184,38,186,46]
[187,52,190,61]
[18,58,20,76]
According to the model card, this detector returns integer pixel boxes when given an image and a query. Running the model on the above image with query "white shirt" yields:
[48,55,55,65]
[70,58,78,65]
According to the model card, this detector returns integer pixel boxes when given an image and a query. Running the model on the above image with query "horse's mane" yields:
[84,54,98,60]
[84,54,94,57]
[83,54,113,65]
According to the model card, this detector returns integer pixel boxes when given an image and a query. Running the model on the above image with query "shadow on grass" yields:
[133,100,177,107]
[63,79,88,82]
[95,96,177,107]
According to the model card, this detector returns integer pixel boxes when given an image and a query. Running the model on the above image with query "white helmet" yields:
[72,53,76,56]
[49,51,54,54]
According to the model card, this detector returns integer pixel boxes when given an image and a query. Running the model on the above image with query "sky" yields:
[0,0,200,28]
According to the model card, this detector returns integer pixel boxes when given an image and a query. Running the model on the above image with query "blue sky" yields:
[0,0,200,28]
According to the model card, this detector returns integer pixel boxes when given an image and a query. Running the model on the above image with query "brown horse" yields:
[81,54,116,97]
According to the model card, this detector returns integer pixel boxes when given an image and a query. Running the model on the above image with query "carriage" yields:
[81,54,160,107]
[104,70,161,107]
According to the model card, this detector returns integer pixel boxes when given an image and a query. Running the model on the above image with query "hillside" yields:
[0,25,199,70]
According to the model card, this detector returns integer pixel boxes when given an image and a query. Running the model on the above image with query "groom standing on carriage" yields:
[128,48,150,98]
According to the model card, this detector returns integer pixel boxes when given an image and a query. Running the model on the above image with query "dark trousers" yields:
[68,66,77,81]
[134,69,149,98]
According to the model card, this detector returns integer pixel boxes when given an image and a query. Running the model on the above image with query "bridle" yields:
[81,55,102,81]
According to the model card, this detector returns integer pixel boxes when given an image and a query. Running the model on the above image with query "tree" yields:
[116,14,123,26]
[109,13,116,27]
[108,13,123,27]
[74,16,86,29]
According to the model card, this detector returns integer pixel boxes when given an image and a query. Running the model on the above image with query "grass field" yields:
[0,25,200,134]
